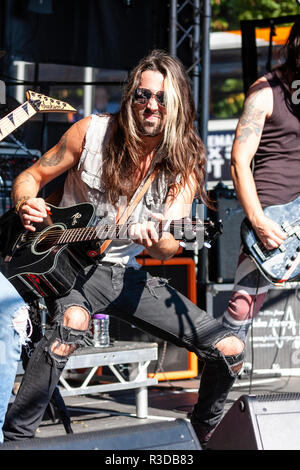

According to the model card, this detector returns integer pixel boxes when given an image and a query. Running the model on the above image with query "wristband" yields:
[15,196,30,214]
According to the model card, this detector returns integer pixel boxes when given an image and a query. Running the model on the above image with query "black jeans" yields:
[3,264,243,440]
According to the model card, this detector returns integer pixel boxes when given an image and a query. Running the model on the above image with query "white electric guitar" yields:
[0,89,76,142]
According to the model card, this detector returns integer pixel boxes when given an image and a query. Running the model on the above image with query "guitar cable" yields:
[248,271,261,395]
[269,292,290,369]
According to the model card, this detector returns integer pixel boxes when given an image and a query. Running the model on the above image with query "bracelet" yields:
[15,196,30,214]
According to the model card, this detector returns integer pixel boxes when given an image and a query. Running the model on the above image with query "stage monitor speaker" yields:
[208,393,300,450]
[0,419,201,450]
[208,183,245,283]
[109,258,198,381]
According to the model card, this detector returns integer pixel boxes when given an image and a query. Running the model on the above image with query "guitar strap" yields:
[99,166,160,255]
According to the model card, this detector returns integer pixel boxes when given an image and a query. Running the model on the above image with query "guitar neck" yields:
[57,224,150,245]
[57,226,103,245]
[50,220,201,246]
[0,101,36,142]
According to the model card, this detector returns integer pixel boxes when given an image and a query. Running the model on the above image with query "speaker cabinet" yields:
[208,393,300,450]
[0,418,201,450]
[109,257,198,381]
[208,183,245,283]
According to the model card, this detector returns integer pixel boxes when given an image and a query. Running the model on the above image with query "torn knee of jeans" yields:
[44,324,89,366]
[198,345,245,378]
[146,277,169,298]
[12,305,31,346]
[224,350,245,375]
[52,303,91,329]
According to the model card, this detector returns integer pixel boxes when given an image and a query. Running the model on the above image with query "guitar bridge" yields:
[253,242,267,261]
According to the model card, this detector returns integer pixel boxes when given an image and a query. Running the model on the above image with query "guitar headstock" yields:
[169,217,223,250]
[26,90,77,113]
[203,218,223,248]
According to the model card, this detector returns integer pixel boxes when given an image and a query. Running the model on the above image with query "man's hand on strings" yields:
[17,197,51,232]
[252,214,287,250]
[129,213,166,248]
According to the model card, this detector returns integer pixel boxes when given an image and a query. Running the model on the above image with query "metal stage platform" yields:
[15,341,158,419]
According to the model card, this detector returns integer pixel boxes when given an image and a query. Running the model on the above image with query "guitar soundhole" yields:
[34,226,62,253]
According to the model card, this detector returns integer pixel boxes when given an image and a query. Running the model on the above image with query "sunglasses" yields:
[133,88,165,107]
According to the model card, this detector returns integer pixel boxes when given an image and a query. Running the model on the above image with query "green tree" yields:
[211,78,245,118]
[211,0,300,31]
[210,0,300,118]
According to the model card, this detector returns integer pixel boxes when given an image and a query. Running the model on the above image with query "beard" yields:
[136,110,165,137]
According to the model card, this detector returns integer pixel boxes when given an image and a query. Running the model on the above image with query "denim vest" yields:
[60,114,171,267]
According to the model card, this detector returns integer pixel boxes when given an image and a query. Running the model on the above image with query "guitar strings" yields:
[256,216,300,255]
[24,222,203,241]
[22,220,207,245]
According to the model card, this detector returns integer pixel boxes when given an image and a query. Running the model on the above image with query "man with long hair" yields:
[3,50,244,447]
[221,21,300,373]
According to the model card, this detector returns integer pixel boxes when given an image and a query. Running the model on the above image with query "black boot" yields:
[190,353,241,448]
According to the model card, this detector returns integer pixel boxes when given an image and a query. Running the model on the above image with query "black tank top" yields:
[253,71,300,207]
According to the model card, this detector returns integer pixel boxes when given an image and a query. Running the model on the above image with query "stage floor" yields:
[11,371,300,446]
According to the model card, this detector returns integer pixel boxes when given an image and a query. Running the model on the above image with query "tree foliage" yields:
[211,0,300,31]
[210,0,300,118]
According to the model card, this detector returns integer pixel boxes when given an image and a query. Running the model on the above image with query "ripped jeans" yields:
[0,272,29,443]
[3,264,244,441]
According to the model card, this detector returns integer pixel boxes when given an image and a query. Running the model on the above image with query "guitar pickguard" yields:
[241,194,300,284]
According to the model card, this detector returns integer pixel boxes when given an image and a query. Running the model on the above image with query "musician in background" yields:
[3,50,244,448]
[222,23,300,343]
[0,272,29,444]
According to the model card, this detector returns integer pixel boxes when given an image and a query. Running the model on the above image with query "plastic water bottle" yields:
[92,314,110,347]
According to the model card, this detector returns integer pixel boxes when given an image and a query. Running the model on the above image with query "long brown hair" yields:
[102,49,208,206]
[278,17,300,86]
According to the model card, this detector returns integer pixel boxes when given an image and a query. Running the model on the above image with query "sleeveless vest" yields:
[60,114,171,266]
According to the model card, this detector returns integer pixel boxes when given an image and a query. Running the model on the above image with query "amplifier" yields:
[206,282,300,375]
[208,182,245,283]
[109,258,198,381]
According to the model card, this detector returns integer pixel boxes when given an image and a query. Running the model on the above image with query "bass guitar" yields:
[0,202,222,301]
[241,194,300,284]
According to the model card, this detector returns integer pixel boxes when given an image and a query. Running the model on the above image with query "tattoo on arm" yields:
[236,91,265,143]
[37,135,67,167]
